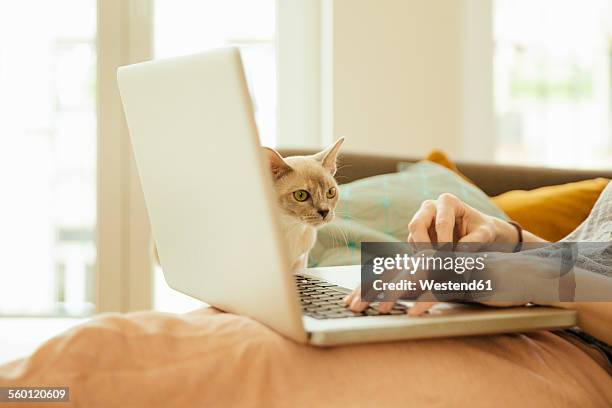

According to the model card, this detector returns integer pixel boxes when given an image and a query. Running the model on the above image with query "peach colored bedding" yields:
[0,308,610,408]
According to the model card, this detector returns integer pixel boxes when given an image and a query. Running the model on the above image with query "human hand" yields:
[343,251,539,315]
[396,253,562,314]
[343,249,437,315]
[343,194,534,315]
[343,285,441,316]
[407,193,518,246]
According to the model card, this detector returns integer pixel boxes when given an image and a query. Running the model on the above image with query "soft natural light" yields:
[0,0,96,316]
[152,0,276,312]
[494,0,612,169]
[154,0,276,146]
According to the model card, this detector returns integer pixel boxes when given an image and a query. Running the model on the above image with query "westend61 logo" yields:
[372,252,487,275]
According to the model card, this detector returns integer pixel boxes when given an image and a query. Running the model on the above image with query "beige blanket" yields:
[0,308,610,407]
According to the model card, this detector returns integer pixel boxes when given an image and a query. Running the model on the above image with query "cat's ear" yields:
[262,147,292,180]
[314,137,344,175]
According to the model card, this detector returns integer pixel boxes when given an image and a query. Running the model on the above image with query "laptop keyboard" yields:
[294,274,408,319]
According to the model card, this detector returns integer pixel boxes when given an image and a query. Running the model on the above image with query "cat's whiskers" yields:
[329,222,349,249]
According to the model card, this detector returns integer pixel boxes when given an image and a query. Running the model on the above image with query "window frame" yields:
[96,0,153,312]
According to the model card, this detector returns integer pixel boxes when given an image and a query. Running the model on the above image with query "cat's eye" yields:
[293,190,310,202]
[326,187,337,199]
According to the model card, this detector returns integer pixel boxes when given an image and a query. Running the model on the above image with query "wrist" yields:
[493,218,520,244]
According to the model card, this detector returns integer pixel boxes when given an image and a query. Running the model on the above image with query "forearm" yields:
[548,301,612,345]
[486,255,612,344]
[542,268,612,344]
[491,217,610,341]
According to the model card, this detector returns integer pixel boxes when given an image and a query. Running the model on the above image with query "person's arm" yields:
[406,193,547,245]
[347,193,612,344]
[542,265,612,344]
[346,193,550,312]
[553,302,612,345]
[481,253,612,344]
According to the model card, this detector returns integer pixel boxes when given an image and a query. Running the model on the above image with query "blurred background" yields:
[1,0,611,361]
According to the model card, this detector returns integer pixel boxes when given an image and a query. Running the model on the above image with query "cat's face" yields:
[263,138,344,227]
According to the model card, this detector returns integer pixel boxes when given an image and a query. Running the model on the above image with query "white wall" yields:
[277,0,493,160]
[276,0,322,148]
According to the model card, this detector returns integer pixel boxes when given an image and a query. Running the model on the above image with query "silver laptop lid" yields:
[117,48,306,342]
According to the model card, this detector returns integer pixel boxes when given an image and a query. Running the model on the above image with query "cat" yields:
[152,138,345,270]
[263,137,344,271]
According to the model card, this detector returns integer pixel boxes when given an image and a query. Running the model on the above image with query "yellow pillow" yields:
[424,150,609,241]
[424,150,474,184]
[491,178,609,241]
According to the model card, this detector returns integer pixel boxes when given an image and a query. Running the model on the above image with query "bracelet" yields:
[507,220,523,252]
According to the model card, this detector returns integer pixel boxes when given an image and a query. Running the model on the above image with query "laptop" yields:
[117,48,576,346]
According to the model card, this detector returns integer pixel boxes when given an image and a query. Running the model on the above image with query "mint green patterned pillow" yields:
[309,161,507,267]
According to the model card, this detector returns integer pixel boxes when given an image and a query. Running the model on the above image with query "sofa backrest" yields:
[277,149,612,196]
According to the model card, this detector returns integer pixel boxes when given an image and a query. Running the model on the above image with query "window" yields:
[154,0,276,146]
[0,0,96,316]
[152,0,276,312]
[494,0,612,168]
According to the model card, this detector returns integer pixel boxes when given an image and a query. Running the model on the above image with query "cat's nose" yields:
[317,209,329,219]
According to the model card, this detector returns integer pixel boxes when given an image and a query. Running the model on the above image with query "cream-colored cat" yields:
[263,138,344,271]
[152,138,344,270]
